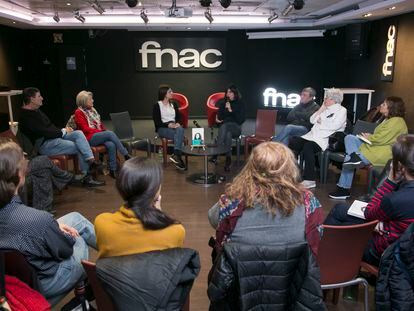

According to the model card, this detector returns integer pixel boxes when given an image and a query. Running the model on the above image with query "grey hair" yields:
[302,87,316,98]
[325,88,343,104]
[76,90,93,108]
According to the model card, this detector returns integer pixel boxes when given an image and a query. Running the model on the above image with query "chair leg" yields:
[367,167,374,194]
[162,139,168,165]
[361,279,369,311]
[244,141,249,161]
[332,288,340,305]
[236,138,240,166]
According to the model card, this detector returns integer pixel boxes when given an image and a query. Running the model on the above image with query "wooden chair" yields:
[317,220,378,311]
[244,109,277,160]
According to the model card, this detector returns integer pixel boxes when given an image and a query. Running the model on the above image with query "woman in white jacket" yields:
[289,88,347,189]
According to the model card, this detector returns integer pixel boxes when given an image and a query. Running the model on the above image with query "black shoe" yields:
[109,170,118,179]
[329,186,351,199]
[89,161,104,175]
[343,153,363,169]
[224,156,231,172]
[209,156,218,165]
[174,158,186,171]
[169,154,180,164]
[82,174,105,187]
[124,154,132,161]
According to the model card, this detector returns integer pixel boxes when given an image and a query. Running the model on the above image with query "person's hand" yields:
[154,195,162,210]
[168,123,175,129]
[173,123,181,128]
[225,102,232,112]
[59,223,79,237]
[65,127,74,133]
[215,115,223,124]
[360,132,371,139]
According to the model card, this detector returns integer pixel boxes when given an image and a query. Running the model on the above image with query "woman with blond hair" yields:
[208,141,324,256]
[74,90,130,178]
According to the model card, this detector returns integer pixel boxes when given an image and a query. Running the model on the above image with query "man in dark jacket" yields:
[207,242,326,311]
[273,87,320,145]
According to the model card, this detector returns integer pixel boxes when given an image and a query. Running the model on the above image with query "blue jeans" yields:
[39,212,97,305]
[273,124,308,145]
[39,130,94,173]
[158,127,184,154]
[89,131,128,171]
[337,135,371,189]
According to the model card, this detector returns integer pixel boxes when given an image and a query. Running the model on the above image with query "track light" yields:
[74,11,85,23]
[204,7,213,23]
[268,12,278,23]
[282,3,294,16]
[219,0,231,9]
[140,9,148,23]
[125,0,138,8]
[91,1,105,14]
[53,12,60,23]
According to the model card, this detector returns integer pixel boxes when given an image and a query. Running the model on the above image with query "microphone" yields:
[193,120,201,128]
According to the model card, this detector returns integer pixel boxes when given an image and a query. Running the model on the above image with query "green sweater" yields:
[359,117,407,166]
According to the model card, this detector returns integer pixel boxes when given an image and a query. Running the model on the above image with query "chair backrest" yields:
[206,92,224,127]
[171,93,189,128]
[81,260,116,311]
[352,120,378,135]
[1,250,39,290]
[254,109,277,138]
[109,111,134,140]
[317,220,378,285]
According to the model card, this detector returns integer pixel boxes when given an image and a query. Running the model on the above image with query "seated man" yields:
[273,87,319,145]
[18,87,104,187]
[0,140,97,305]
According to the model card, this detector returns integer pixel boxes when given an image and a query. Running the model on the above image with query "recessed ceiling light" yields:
[388,6,396,10]
[12,21,16,24]
[186,27,191,30]
[66,2,71,6]
[207,27,211,30]
[138,1,142,6]
[363,13,372,18]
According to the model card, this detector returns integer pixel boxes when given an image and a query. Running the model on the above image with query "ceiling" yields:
[0,0,413,31]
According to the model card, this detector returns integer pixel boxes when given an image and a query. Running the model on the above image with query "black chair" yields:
[109,111,151,157]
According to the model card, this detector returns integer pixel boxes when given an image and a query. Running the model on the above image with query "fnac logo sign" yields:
[381,25,397,81]
[136,38,226,72]
[263,88,301,108]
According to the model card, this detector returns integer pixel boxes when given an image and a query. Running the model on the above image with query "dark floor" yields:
[54,119,375,310]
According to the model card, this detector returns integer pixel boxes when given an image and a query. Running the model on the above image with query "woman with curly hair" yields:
[208,141,324,256]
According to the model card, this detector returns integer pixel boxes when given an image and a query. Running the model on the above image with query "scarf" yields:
[81,107,103,130]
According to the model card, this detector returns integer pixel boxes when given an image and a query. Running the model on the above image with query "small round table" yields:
[181,145,231,187]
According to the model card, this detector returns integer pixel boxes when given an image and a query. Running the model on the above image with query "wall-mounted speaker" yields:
[345,23,370,60]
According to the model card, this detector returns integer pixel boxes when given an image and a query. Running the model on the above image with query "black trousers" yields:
[324,203,380,266]
[289,136,321,181]
[217,122,241,157]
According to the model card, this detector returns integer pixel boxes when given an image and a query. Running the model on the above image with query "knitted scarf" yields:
[80,107,104,130]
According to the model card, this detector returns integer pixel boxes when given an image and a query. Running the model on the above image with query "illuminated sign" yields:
[135,38,226,71]
[381,25,397,81]
[263,88,301,108]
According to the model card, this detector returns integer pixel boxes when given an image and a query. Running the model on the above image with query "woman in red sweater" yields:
[74,90,130,178]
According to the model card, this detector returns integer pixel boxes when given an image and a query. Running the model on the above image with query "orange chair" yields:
[317,220,378,311]
[171,93,189,129]
[244,109,277,160]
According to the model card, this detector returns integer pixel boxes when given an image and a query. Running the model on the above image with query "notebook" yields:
[356,134,372,145]
[347,200,367,219]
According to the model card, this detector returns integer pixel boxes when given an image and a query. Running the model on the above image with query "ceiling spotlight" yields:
[388,6,396,10]
[282,3,294,16]
[125,0,138,8]
[91,1,105,14]
[363,13,372,18]
[293,0,304,10]
[74,11,86,23]
[268,12,278,23]
[204,7,213,23]
[200,0,212,7]
[53,12,60,22]
[219,0,231,9]
[140,9,149,23]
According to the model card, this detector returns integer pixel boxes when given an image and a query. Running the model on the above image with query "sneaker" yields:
[82,174,106,187]
[329,186,351,199]
[301,180,316,189]
[174,159,186,171]
[343,152,363,169]
[169,154,180,164]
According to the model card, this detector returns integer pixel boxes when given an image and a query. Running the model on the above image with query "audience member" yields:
[152,85,186,170]
[273,87,320,145]
[74,90,131,179]
[325,134,414,266]
[289,88,347,189]
[0,140,97,305]
[18,87,104,187]
[329,96,408,199]
[209,84,245,172]
[94,157,185,258]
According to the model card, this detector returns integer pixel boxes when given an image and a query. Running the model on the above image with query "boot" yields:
[109,170,118,179]
[88,160,104,176]
[82,174,105,187]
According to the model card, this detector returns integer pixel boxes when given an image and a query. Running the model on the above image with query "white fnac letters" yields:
[139,41,222,69]
[382,25,396,77]
[263,88,301,108]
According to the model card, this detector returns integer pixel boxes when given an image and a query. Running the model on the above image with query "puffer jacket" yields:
[207,242,326,311]
[96,248,200,311]
[376,223,414,310]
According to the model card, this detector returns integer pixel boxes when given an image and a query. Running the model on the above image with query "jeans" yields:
[157,127,184,154]
[289,136,321,181]
[337,135,371,189]
[273,124,308,146]
[217,122,241,156]
[39,130,94,173]
[38,212,97,305]
[89,131,128,171]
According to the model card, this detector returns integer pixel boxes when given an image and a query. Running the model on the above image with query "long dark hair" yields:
[0,139,26,207]
[224,84,241,102]
[116,157,179,230]
[392,134,414,179]
[385,96,405,118]
[158,84,171,101]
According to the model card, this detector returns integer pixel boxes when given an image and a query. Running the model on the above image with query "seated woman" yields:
[329,96,408,199]
[74,90,131,179]
[208,142,324,258]
[152,85,186,170]
[0,140,97,305]
[289,88,347,189]
[210,84,245,172]
[325,134,414,266]
[94,157,185,258]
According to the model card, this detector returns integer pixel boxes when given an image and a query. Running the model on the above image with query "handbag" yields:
[327,131,346,152]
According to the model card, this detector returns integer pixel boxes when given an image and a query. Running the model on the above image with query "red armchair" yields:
[206,92,225,128]
[171,93,189,128]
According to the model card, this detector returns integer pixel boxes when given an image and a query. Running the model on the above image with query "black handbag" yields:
[328,132,346,152]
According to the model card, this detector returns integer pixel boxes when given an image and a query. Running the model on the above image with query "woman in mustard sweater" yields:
[329,96,408,199]
[94,157,185,258]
